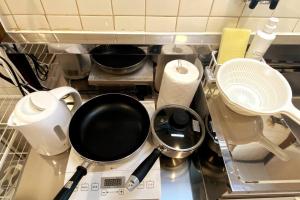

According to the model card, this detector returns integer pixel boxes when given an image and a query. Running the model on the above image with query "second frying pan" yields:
[90,45,147,74]
[54,94,150,200]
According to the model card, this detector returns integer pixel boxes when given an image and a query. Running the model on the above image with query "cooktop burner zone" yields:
[64,101,161,200]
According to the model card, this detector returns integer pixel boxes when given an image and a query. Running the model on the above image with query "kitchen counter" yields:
[14,98,300,199]
[13,99,209,200]
[14,148,208,200]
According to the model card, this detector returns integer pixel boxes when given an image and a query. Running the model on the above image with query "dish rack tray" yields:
[0,96,30,199]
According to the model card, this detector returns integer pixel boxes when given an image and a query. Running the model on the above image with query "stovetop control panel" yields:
[66,171,160,200]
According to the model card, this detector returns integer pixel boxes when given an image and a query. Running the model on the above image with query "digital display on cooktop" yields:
[101,176,125,188]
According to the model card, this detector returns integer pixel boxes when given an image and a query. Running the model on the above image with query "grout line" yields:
[237,1,247,28]
[144,0,146,31]
[204,0,215,31]
[111,0,116,31]
[5,13,300,20]
[7,13,140,17]
[3,0,19,31]
[39,0,52,31]
[119,15,177,17]
[74,0,83,30]
[174,0,181,32]
[292,18,300,32]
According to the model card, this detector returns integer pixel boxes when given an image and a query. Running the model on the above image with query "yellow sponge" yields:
[217,28,251,64]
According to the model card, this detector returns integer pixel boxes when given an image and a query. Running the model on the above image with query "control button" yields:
[137,182,144,189]
[101,190,108,196]
[146,181,154,189]
[91,183,99,191]
[81,183,89,191]
[118,189,124,195]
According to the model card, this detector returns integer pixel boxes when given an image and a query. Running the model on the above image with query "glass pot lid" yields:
[151,105,205,150]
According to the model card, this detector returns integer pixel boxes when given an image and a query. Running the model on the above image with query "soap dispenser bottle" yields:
[245,17,279,60]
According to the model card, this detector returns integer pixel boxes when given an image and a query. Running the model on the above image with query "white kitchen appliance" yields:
[64,101,161,200]
[7,86,82,156]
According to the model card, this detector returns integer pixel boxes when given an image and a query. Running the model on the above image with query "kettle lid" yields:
[30,91,54,111]
[12,91,58,125]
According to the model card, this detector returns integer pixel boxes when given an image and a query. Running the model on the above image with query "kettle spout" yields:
[7,113,22,127]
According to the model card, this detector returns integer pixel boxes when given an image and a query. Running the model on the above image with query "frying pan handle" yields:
[125,148,161,192]
[50,86,82,115]
[53,166,87,200]
[282,103,300,125]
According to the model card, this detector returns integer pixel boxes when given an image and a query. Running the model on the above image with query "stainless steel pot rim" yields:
[151,104,205,152]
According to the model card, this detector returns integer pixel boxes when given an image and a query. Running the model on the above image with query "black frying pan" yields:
[54,94,150,200]
[90,45,147,74]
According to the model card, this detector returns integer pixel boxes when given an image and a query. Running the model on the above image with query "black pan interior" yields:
[90,45,146,68]
[69,94,150,162]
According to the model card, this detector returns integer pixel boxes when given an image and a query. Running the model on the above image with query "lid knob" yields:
[170,110,190,129]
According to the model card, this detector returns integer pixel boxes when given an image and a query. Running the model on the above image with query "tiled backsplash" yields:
[0,0,300,33]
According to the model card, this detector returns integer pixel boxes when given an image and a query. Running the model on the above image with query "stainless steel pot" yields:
[126,105,205,191]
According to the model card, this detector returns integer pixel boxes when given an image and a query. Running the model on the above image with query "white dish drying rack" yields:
[0,96,30,199]
[203,51,266,97]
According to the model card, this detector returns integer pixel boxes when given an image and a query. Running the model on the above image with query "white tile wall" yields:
[272,0,300,18]
[6,0,44,14]
[276,18,298,32]
[77,0,112,15]
[294,21,300,32]
[176,17,207,32]
[0,1,9,14]
[146,17,176,32]
[238,17,268,31]
[179,0,213,16]
[210,0,245,17]
[146,0,179,16]
[112,0,145,16]
[237,17,298,33]
[0,15,17,30]
[0,0,300,33]
[207,17,238,32]
[14,15,49,30]
[41,0,78,15]
[81,16,114,31]
[47,16,82,31]
[115,16,144,31]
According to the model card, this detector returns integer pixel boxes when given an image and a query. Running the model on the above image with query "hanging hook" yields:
[247,0,280,10]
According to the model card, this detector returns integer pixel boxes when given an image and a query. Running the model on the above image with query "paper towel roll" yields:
[157,59,200,108]
[154,45,195,91]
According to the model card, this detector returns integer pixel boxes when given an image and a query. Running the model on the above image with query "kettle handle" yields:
[50,87,82,114]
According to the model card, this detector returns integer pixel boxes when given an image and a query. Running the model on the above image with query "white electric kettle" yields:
[8,86,82,156]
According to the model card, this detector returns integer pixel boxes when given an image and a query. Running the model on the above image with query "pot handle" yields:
[53,165,87,200]
[50,86,82,115]
[126,148,161,192]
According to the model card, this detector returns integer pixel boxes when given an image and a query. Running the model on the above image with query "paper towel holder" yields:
[175,60,189,75]
[244,0,279,10]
